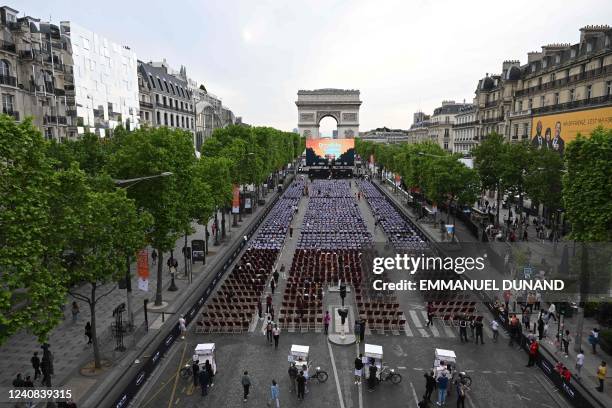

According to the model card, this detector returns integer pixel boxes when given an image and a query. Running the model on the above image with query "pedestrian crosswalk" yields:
[383,308,510,339]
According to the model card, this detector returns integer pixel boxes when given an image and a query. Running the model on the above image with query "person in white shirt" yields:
[547,303,557,322]
[179,315,187,339]
[575,350,585,379]
[491,320,499,342]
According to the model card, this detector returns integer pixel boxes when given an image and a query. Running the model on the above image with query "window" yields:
[528,99,532,109]
[157,78,163,90]
[164,112,168,125]
[542,59,547,68]
[156,111,160,124]
[586,85,592,99]
[569,88,575,102]
[571,49,576,58]
[514,124,519,138]
[540,95,545,107]
[163,96,167,106]
[169,98,173,108]
[191,118,194,129]
[586,42,593,53]
[555,55,560,64]
[180,101,183,110]
[554,93,560,105]
[155,94,160,103]
[551,72,556,82]
[163,80,169,93]
[145,111,150,121]
[149,75,155,88]
[181,116,185,128]
[607,81,612,96]
[0,60,10,77]
[2,94,14,113]
[170,83,175,95]
[518,100,523,111]
[523,123,529,138]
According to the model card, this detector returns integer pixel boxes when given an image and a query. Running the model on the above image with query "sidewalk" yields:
[0,188,276,401]
[375,176,612,406]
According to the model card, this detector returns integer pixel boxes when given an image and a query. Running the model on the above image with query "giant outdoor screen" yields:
[305,138,355,166]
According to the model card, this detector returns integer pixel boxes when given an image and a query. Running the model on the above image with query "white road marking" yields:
[403,320,414,337]
[409,381,420,406]
[482,370,492,374]
[327,341,346,408]
[441,323,456,338]
[420,311,441,337]
[417,328,430,337]
[409,310,423,328]
[466,394,477,408]
[397,366,407,370]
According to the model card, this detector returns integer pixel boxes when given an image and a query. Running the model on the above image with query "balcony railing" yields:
[481,116,504,124]
[484,100,498,108]
[54,88,66,96]
[43,115,68,125]
[0,75,17,87]
[452,120,480,128]
[2,109,19,120]
[515,65,612,97]
[1,40,16,53]
[140,101,153,109]
[531,95,612,115]
[507,109,532,119]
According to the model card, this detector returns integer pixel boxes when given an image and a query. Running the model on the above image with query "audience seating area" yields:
[196,181,303,334]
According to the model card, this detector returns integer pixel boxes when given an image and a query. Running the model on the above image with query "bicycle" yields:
[378,365,402,384]
[311,366,329,383]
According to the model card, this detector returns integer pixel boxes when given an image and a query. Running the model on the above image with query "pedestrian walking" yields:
[491,319,499,342]
[359,319,366,343]
[562,330,571,357]
[289,226,294,238]
[273,324,280,349]
[474,318,484,344]
[459,315,468,343]
[456,379,469,408]
[192,361,199,387]
[596,361,607,392]
[547,303,557,321]
[526,340,539,367]
[179,315,187,340]
[354,354,364,385]
[354,320,361,343]
[151,249,157,265]
[85,321,92,345]
[323,311,331,335]
[271,279,276,295]
[205,359,214,387]
[367,359,378,392]
[436,372,449,406]
[266,319,274,345]
[589,328,600,354]
[537,316,545,340]
[426,302,435,327]
[241,371,251,402]
[198,368,209,396]
[71,301,80,323]
[297,371,306,400]
[31,352,41,380]
[424,371,435,402]
[273,269,280,285]
[266,294,273,314]
[257,300,263,319]
[575,350,584,379]
[270,379,280,407]
[288,363,298,393]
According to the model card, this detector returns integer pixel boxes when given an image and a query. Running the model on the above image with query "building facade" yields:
[137,60,195,141]
[360,127,410,143]
[427,100,470,151]
[1,6,74,140]
[508,26,612,145]
[451,104,477,154]
[65,22,140,137]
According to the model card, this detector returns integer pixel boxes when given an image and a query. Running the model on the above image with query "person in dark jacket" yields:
[198,368,209,396]
[424,371,436,402]
[359,319,366,343]
[192,361,199,387]
[204,360,214,387]
[31,352,41,380]
[367,360,378,391]
[296,371,306,400]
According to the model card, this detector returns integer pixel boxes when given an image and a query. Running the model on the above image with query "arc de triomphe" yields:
[295,89,361,139]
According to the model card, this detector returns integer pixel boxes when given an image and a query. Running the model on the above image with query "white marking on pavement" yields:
[327,341,346,408]
[420,311,441,337]
[409,381,419,406]
[403,320,414,337]
[409,310,423,328]
[482,370,492,374]
[466,394,477,408]
[397,366,407,370]
[417,328,430,337]
[413,368,423,371]
[441,323,456,337]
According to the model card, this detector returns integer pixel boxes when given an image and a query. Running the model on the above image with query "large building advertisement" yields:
[530,107,612,155]
[306,138,355,166]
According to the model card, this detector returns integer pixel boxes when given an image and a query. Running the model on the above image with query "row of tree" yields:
[356,127,611,242]
[0,116,302,368]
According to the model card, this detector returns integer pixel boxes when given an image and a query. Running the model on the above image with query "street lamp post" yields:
[114,171,172,328]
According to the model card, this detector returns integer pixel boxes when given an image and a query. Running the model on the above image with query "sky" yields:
[17,0,612,133]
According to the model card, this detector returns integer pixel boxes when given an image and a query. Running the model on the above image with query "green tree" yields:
[472,133,506,225]
[525,147,564,230]
[109,127,196,306]
[63,167,151,368]
[0,117,66,344]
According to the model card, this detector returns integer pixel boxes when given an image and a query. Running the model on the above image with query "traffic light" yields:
[339,283,347,306]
